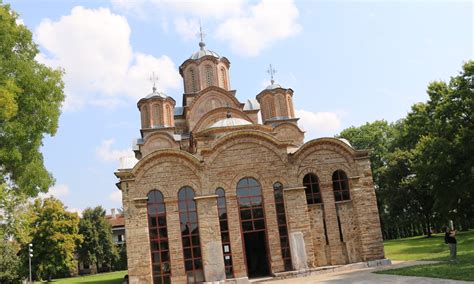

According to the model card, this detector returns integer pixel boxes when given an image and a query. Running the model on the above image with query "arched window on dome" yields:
[142,105,150,128]
[303,173,322,205]
[147,190,171,284]
[332,170,350,202]
[165,104,172,127]
[187,68,198,93]
[287,96,294,118]
[178,187,204,283]
[219,67,227,89]
[205,65,214,88]
[216,188,234,278]
[153,104,161,127]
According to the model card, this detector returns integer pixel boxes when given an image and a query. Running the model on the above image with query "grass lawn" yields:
[35,270,127,283]
[378,230,474,281]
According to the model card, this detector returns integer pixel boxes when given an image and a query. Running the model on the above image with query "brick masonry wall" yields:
[120,136,385,282]
[307,205,329,266]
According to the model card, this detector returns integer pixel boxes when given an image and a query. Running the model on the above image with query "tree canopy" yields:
[77,206,118,273]
[338,61,474,238]
[0,3,65,197]
[25,198,82,281]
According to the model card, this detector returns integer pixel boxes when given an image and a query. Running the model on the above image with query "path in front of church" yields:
[263,261,470,284]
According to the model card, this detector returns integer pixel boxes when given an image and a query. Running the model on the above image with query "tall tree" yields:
[77,206,118,273]
[0,3,65,198]
[25,198,82,281]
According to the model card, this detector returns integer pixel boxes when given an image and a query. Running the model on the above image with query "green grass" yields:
[35,270,127,284]
[378,230,474,281]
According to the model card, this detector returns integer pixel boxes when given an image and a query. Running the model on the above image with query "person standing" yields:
[444,227,458,263]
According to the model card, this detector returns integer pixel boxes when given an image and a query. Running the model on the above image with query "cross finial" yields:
[267,64,276,85]
[149,72,158,92]
[198,21,206,49]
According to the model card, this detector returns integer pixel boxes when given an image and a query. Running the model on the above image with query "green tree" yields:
[0,240,22,282]
[77,206,118,273]
[25,198,82,281]
[0,3,65,198]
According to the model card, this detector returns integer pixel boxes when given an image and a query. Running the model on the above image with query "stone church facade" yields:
[115,40,385,284]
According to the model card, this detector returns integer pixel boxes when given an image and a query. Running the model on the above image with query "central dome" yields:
[208,117,251,129]
[189,42,220,60]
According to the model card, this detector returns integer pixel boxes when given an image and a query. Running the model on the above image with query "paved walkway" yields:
[264,261,471,284]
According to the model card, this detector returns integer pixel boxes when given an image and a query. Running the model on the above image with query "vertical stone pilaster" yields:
[320,182,346,265]
[125,197,153,284]
[165,198,186,284]
[195,195,226,282]
[283,186,315,270]
[226,194,247,278]
[262,183,284,273]
[352,158,385,260]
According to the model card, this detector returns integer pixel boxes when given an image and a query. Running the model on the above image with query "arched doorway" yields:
[236,177,270,278]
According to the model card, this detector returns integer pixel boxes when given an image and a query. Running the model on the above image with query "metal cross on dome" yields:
[267,64,276,85]
[149,72,158,92]
[197,21,206,49]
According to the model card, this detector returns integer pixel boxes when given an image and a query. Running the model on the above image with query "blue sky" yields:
[6,0,472,214]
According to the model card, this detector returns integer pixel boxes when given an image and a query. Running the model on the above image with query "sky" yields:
[6,0,473,215]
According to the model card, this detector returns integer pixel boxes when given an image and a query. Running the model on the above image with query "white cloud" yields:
[96,139,132,163]
[174,18,200,41]
[296,109,342,140]
[109,191,123,203]
[216,0,301,56]
[39,184,70,199]
[35,6,181,111]
[112,0,301,56]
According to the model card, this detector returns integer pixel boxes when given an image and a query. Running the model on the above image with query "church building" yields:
[115,37,385,284]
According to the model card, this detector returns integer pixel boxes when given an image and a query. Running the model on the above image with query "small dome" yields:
[243,99,260,111]
[190,42,220,60]
[208,117,252,129]
[265,83,282,90]
[145,89,168,99]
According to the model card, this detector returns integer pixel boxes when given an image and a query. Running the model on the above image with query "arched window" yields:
[216,188,233,278]
[220,67,227,89]
[303,173,322,204]
[332,170,350,202]
[287,96,294,118]
[236,177,270,277]
[165,104,172,126]
[142,105,150,128]
[273,182,292,271]
[153,104,161,127]
[147,190,171,284]
[178,187,203,283]
[188,68,197,92]
[205,65,214,87]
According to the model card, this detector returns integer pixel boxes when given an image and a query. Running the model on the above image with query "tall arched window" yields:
[303,173,322,204]
[178,187,203,283]
[205,65,214,87]
[220,67,227,89]
[142,105,150,128]
[287,96,294,118]
[147,190,171,284]
[188,68,197,92]
[153,104,161,127]
[216,188,233,278]
[165,105,172,127]
[273,182,292,271]
[332,170,350,202]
